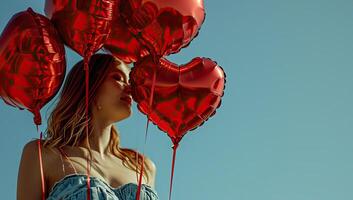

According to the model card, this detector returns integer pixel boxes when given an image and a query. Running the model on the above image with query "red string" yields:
[136,116,151,200]
[135,58,158,200]
[136,155,145,200]
[135,151,139,183]
[168,142,179,200]
[168,61,183,200]
[84,55,91,200]
[37,127,45,200]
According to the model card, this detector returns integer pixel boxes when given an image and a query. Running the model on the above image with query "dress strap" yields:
[58,147,78,174]
[57,148,66,175]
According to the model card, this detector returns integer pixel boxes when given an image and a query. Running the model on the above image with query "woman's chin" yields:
[125,108,132,117]
[120,107,133,119]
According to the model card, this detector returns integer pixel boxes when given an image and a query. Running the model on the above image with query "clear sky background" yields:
[1,0,353,199]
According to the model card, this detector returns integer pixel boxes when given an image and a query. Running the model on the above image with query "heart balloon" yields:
[121,0,205,58]
[0,8,66,125]
[45,0,116,57]
[103,1,149,63]
[130,56,226,144]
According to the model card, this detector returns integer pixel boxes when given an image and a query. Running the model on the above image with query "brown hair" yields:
[43,53,151,182]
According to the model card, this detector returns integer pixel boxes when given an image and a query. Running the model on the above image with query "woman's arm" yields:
[17,140,45,200]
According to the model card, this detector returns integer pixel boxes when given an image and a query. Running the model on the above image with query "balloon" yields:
[45,2,116,195]
[121,0,205,57]
[130,56,226,144]
[44,0,116,57]
[0,8,66,125]
[104,2,149,63]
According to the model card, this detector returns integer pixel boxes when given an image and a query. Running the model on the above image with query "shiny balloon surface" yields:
[130,56,225,144]
[121,0,205,57]
[0,8,66,125]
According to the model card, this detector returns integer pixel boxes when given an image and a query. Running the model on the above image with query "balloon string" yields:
[137,116,151,199]
[84,55,91,200]
[135,125,139,183]
[136,149,145,200]
[168,59,183,200]
[36,126,45,200]
[135,151,139,183]
[168,142,179,200]
[136,58,158,200]
[135,117,149,200]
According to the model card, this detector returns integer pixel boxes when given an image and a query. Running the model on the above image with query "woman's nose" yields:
[123,84,132,95]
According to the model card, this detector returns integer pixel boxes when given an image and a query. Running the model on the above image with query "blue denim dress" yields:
[46,174,159,200]
[47,147,159,200]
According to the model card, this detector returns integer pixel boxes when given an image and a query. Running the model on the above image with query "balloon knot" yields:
[33,110,42,125]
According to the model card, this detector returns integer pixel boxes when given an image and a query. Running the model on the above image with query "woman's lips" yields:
[120,96,132,105]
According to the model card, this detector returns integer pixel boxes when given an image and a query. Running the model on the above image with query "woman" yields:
[17,54,159,200]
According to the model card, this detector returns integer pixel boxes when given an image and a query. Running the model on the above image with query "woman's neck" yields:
[80,118,114,159]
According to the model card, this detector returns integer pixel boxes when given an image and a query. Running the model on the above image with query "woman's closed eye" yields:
[112,74,124,82]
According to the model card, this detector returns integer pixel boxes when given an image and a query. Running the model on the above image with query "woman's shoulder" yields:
[21,139,45,160]
[125,148,157,172]
[18,139,64,199]
[20,139,60,170]
[130,150,157,188]
[17,140,43,200]
[22,139,56,156]
[138,152,157,182]
[144,155,157,173]
[20,140,39,167]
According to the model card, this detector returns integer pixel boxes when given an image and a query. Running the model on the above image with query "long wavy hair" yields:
[43,53,151,182]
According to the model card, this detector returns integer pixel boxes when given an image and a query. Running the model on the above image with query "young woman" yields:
[17,54,159,200]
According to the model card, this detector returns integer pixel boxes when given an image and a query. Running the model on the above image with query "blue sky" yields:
[1,0,353,199]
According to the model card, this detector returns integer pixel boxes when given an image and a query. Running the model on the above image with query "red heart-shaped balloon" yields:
[0,8,66,125]
[103,1,149,63]
[130,56,226,144]
[121,0,205,58]
[45,0,116,56]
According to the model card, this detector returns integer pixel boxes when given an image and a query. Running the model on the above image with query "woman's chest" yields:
[46,153,145,194]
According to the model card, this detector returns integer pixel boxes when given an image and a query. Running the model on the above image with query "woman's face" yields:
[93,60,132,123]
